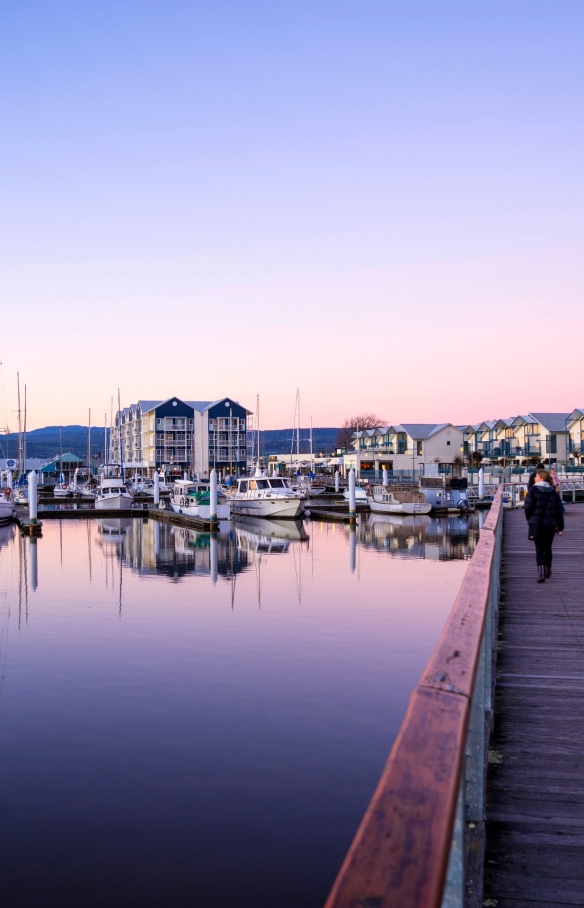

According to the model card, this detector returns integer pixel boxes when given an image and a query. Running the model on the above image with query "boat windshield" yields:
[256,480,270,489]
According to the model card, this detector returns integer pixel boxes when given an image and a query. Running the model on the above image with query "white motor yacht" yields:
[169,479,230,519]
[0,487,14,524]
[95,466,133,510]
[229,474,304,519]
[367,485,431,515]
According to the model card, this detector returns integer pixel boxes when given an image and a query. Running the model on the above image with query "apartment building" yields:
[347,423,464,475]
[112,396,252,477]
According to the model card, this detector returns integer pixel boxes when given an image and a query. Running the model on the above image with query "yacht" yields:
[54,473,72,497]
[367,485,431,515]
[169,479,230,519]
[95,465,133,510]
[229,474,305,519]
[343,486,368,502]
[0,487,14,524]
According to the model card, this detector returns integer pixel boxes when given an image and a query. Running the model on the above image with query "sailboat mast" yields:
[59,425,62,478]
[87,409,91,479]
[118,388,123,478]
[256,394,261,473]
[310,417,313,474]
[17,372,22,479]
[23,384,27,475]
[296,389,300,465]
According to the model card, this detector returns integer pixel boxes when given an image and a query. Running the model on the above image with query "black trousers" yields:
[533,528,556,567]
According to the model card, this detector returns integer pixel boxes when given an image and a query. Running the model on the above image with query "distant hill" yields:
[258,428,341,456]
[0,425,342,462]
[0,426,107,462]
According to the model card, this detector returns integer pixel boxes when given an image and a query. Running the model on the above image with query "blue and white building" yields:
[112,396,253,478]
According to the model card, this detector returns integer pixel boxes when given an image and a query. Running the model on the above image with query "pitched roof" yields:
[529,413,570,432]
[398,423,452,439]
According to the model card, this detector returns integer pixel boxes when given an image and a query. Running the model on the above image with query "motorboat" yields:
[343,486,368,502]
[169,479,230,519]
[367,485,431,515]
[95,465,133,510]
[228,474,305,519]
[54,473,72,498]
[0,487,14,524]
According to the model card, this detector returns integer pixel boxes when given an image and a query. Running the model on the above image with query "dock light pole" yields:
[153,471,160,505]
[348,468,356,522]
[335,470,340,493]
[28,470,38,522]
[478,466,485,500]
[210,468,218,523]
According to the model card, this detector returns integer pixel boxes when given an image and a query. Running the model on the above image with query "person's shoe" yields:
[537,566,546,583]
[545,566,552,578]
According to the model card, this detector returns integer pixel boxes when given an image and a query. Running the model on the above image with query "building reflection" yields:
[93,515,306,583]
[358,512,482,560]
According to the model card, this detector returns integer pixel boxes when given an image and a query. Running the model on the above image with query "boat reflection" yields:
[359,512,481,560]
[234,517,309,555]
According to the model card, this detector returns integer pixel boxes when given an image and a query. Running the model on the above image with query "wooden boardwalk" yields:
[484,505,584,907]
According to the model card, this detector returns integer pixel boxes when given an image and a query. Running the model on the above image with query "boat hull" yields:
[229,497,304,519]
[368,499,432,516]
[95,494,133,510]
[0,500,14,524]
[170,501,230,519]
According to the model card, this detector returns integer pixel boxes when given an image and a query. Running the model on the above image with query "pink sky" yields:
[2,3,583,430]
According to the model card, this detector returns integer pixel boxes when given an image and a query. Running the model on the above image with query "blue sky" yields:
[1,2,583,428]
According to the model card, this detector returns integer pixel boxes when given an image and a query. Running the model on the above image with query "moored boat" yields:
[229,475,305,519]
[95,466,133,510]
[367,485,431,515]
[169,479,230,519]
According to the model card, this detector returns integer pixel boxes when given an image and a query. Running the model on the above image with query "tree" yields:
[336,413,387,450]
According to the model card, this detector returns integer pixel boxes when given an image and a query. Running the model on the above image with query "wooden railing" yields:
[325,488,504,908]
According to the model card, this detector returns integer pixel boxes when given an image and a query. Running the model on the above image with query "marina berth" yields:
[367,485,431,515]
[228,475,305,519]
[169,478,230,520]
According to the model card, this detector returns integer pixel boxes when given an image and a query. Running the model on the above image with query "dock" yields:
[484,505,584,906]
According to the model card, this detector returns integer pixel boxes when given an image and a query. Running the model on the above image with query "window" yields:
[249,480,257,490]
[256,479,269,489]
[546,434,557,454]
[269,479,284,488]
[447,441,451,446]
[416,441,423,456]
[239,481,248,493]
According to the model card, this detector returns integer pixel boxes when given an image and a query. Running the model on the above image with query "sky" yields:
[1,1,583,430]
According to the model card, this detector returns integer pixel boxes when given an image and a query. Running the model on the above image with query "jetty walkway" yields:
[324,493,584,908]
[484,506,584,907]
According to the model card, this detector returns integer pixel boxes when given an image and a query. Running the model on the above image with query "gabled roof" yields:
[529,413,570,432]
[398,423,454,440]
[567,409,584,423]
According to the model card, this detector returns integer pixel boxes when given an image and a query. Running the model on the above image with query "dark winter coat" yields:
[524,483,564,539]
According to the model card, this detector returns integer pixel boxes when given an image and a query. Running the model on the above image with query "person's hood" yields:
[534,481,552,489]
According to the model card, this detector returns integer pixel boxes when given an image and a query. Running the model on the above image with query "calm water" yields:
[0,513,481,907]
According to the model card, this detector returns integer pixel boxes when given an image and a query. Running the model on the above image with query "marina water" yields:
[0,513,481,907]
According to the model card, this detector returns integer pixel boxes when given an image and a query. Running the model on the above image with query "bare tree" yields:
[336,413,387,450]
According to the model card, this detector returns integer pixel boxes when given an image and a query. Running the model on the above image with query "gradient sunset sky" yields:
[1,1,583,430]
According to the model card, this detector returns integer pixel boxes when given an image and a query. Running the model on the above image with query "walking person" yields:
[527,462,546,490]
[524,468,564,583]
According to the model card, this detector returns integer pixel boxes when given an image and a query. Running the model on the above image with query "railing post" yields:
[441,779,465,908]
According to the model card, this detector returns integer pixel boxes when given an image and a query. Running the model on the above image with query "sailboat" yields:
[95,391,133,510]
[54,426,72,496]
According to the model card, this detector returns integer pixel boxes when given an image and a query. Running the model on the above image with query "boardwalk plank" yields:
[484,504,584,907]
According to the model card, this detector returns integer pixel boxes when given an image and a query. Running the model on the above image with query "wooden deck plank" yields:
[484,504,584,906]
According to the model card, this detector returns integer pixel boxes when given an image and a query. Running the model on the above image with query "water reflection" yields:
[359,511,484,560]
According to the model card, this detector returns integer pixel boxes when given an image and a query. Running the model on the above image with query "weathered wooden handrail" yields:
[325,488,504,908]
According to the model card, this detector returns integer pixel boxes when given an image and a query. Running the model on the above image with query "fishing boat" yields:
[367,485,431,515]
[95,466,133,510]
[229,474,305,519]
[169,479,230,519]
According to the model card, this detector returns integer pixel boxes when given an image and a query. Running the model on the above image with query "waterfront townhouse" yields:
[349,423,464,476]
[112,396,252,478]
[511,413,570,465]
[566,410,584,464]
